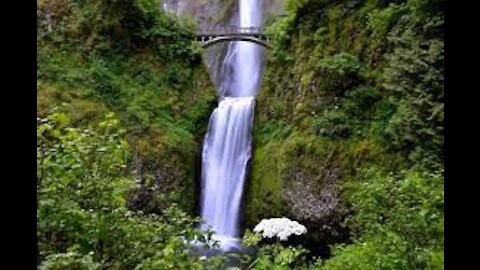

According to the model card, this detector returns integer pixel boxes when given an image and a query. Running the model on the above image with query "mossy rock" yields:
[246,132,350,252]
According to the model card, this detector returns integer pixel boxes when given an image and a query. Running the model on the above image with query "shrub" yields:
[313,110,353,138]
[325,167,444,269]
[246,243,311,270]
[317,53,361,76]
[37,112,216,268]
[382,31,444,166]
[39,251,101,270]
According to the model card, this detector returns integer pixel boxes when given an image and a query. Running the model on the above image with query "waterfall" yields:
[200,0,263,251]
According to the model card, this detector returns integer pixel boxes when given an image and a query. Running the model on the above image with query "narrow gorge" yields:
[37,0,444,268]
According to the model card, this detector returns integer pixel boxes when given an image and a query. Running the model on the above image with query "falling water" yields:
[200,0,263,251]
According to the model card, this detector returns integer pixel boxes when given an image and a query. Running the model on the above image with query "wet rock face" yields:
[247,132,351,257]
[162,0,285,26]
[282,163,350,258]
[283,152,349,227]
[283,167,341,223]
[162,0,236,26]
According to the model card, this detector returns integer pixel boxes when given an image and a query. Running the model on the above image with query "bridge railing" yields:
[196,26,266,36]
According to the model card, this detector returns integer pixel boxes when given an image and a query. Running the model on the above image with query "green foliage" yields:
[242,229,263,247]
[38,0,201,60]
[37,112,130,212]
[317,53,361,76]
[37,112,218,269]
[39,251,101,270]
[265,15,296,62]
[244,166,443,270]
[321,234,410,270]
[248,243,311,270]
[37,0,217,215]
[382,32,444,167]
[366,3,408,37]
[323,167,444,269]
[38,0,444,268]
[257,0,443,172]
[250,0,443,268]
[309,53,364,97]
[246,139,286,224]
[311,85,389,140]
[37,0,214,134]
[242,230,313,269]
[341,86,384,121]
[313,110,352,138]
[350,169,444,249]
[254,120,292,145]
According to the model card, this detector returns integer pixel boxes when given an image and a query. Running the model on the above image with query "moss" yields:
[247,0,443,259]
[37,83,109,125]
[37,0,218,215]
[247,131,342,222]
[246,139,285,225]
[128,127,197,212]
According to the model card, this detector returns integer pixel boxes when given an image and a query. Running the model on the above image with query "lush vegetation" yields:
[246,0,444,268]
[37,0,219,267]
[37,112,229,269]
[37,0,443,268]
[37,0,217,214]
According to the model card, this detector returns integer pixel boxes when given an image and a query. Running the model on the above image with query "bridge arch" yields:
[196,26,271,49]
[199,36,271,49]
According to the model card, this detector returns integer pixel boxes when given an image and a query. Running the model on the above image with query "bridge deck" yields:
[195,26,270,48]
[196,26,267,37]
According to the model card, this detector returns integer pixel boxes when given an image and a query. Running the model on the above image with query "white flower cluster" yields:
[253,217,307,241]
